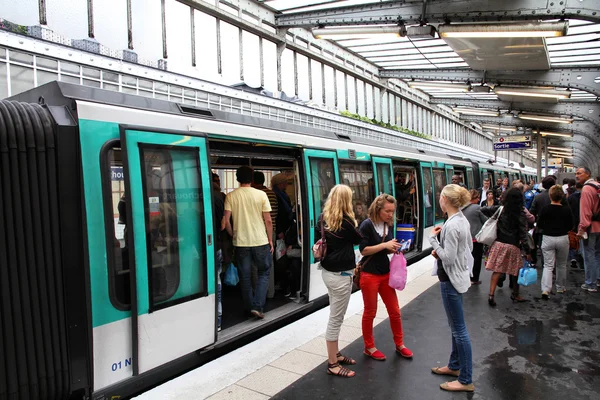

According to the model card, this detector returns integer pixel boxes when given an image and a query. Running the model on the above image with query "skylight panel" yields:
[546,33,600,44]
[336,36,409,47]
[357,48,421,57]
[352,42,417,52]
[418,45,456,54]
[552,60,600,66]
[550,54,600,62]
[381,64,436,69]
[549,48,600,57]
[367,54,428,62]
[412,39,448,48]
[377,59,433,67]
[433,62,469,68]
[425,51,460,59]
[548,40,600,51]
[564,24,600,35]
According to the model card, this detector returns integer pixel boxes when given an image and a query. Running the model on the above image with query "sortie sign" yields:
[492,135,532,151]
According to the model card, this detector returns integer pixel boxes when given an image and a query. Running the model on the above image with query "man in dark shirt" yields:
[212,173,225,331]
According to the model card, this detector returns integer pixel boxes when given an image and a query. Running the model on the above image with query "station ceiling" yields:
[259,0,600,170]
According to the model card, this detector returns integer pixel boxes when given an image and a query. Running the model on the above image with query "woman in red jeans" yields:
[358,194,413,360]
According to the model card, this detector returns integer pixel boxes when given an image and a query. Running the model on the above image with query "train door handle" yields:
[207,234,213,246]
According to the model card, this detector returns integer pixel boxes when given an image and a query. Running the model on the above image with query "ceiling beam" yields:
[430,99,600,127]
[459,114,600,169]
[379,68,600,98]
[276,0,600,28]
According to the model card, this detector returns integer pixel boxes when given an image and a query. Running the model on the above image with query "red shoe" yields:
[364,348,386,361]
[396,346,413,358]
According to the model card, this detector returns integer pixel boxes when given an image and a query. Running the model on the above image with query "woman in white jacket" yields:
[429,184,475,393]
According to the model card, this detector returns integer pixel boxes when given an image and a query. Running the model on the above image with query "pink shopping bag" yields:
[389,252,407,291]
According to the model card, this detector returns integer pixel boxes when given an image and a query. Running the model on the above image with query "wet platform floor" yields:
[272,267,600,400]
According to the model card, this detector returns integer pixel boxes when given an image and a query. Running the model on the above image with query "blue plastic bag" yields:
[224,263,239,286]
[517,261,537,287]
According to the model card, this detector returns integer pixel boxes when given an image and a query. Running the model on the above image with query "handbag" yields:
[275,239,287,261]
[353,224,387,289]
[388,252,407,291]
[568,231,580,250]
[517,260,537,287]
[312,217,327,261]
[475,206,503,246]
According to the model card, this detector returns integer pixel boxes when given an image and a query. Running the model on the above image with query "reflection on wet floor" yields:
[272,268,600,400]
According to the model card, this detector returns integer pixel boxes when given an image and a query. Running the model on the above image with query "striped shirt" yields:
[254,185,278,233]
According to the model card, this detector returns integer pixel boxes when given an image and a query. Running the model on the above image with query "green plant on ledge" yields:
[339,110,431,140]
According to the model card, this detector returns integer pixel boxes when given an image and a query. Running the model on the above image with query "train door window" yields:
[309,158,336,218]
[339,160,375,225]
[421,165,434,227]
[140,147,207,308]
[432,169,447,221]
[102,144,131,310]
[375,163,393,196]
[466,168,475,189]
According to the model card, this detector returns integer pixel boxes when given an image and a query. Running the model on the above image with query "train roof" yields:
[10,81,516,170]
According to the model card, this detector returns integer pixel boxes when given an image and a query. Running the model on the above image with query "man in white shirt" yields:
[478,178,491,203]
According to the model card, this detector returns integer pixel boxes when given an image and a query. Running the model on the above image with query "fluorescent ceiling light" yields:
[312,26,403,40]
[408,81,470,91]
[482,125,517,132]
[550,151,574,156]
[438,21,568,38]
[453,107,499,116]
[519,113,573,124]
[548,146,573,151]
[539,131,574,138]
[494,88,571,100]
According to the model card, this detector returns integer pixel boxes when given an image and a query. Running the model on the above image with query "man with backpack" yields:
[576,167,600,292]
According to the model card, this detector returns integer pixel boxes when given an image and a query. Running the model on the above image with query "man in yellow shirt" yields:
[222,166,274,319]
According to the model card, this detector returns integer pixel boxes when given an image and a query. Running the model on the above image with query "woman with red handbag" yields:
[358,194,413,361]
[315,184,362,378]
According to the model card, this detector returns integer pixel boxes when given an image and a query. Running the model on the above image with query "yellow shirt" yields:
[225,187,272,247]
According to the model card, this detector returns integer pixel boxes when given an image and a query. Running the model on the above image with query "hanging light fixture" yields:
[494,87,571,100]
[539,131,574,138]
[438,21,568,38]
[453,107,499,116]
[519,113,574,124]
[482,125,518,132]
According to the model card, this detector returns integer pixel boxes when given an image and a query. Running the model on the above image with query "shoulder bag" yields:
[353,223,387,289]
[475,206,503,246]
[312,217,327,261]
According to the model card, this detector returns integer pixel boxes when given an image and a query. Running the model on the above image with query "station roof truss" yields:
[264,0,600,168]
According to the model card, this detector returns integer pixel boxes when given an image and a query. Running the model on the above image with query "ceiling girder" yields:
[429,99,600,127]
[275,0,600,28]
[379,68,600,98]
[459,114,600,170]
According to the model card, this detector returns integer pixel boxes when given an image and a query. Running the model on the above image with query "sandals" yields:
[336,352,356,365]
[327,362,355,378]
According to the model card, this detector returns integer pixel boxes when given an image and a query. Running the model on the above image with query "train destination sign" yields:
[492,135,532,151]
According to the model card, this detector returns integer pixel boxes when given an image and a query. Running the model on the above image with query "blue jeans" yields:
[581,233,600,286]
[440,281,473,385]
[236,244,272,312]
[216,250,223,329]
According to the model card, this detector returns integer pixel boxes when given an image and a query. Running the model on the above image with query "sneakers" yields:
[581,284,598,293]
[541,291,549,300]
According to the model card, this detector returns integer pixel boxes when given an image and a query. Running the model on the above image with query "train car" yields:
[1,81,516,400]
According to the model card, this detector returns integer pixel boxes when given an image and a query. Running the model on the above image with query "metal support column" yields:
[545,138,549,177]
[537,133,542,182]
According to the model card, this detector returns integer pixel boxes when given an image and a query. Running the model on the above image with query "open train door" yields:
[303,149,340,301]
[120,127,216,375]
[372,157,394,197]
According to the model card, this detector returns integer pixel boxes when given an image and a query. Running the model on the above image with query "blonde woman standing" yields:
[429,185,474,392]
[315,185,363,378]
[359,194,413,361]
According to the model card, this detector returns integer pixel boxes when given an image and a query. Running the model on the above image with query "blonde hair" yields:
[367,193,397,226]
[323,184,357,231]
[441,184,471,209]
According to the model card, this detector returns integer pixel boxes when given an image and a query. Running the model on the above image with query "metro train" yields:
[0,81,536,400]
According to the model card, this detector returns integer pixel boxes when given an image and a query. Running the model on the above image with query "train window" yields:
[102,144,131,310]
[466,169,474,189]
[422,165,434,227]
[140,147,207,308]
[339,161,375,225]
[309,157,336,219]
[375,163,393,196]
[432,169,447,221]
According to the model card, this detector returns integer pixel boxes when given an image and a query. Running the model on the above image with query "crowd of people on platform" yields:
[213,164,600,393]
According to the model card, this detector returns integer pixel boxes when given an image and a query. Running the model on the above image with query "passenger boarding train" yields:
[0,81,536,400]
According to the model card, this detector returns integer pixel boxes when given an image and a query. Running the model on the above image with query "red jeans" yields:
[360,271,404,349]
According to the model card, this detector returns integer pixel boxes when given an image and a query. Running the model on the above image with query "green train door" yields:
[372,157,394,197]
[445,165,454,184]
[121,128,216,375]
[304,149,339,301]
